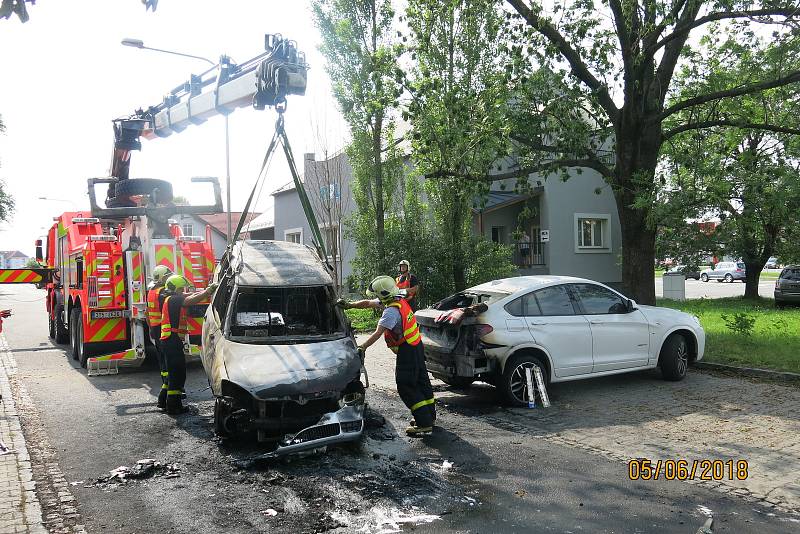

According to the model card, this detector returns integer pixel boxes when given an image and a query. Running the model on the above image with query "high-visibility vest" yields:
[160,295,188,340]
[146,286,165,327]
[383,298,421,353]
[396,275,411,290]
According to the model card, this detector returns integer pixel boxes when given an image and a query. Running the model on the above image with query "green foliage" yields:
[344,308,379,332]
[659,297,800,373]
[465,238,517,287]
[720,312,757,337]
[660,30,800,293]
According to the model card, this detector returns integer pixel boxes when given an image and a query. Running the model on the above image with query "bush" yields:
[720,312,756,337]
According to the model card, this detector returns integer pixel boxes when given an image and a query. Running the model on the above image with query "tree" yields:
[405,0,510,292]
[0,114,15,222]
[418,0,800,304]
[661,30,800,298]
[313,0,404,277]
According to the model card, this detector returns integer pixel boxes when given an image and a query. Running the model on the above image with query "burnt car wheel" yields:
[213,398,231,438]
[501,353,549,407]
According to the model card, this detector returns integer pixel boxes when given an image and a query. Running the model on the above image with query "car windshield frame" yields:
[432,290,509,310]
[223,284,347,344]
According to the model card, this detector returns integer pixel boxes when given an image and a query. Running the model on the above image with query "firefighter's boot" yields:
[166,392,189,415]
[405,424,433,437]
[157,386,168,410]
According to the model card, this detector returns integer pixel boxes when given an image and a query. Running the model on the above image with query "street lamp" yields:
[121,38,234,244]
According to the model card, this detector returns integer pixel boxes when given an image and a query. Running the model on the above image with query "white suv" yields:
[415,276,705,406]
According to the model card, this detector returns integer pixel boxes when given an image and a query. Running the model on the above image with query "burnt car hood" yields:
[219,336,361,399]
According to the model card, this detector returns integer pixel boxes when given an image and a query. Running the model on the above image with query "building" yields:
[171,212,261,260]
[0,250,30,269]
[272,152,623,287]
[272,152,356,287]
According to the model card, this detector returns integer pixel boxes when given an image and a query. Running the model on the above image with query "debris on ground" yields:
[91,459,180,486]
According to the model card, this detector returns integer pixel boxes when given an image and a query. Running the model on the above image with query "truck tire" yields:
[54,305,69,344]
[107,178,173,207]
[48,314,55,340]
[500,353,549,407]
[69,308,82,361]
[660,333,689,381]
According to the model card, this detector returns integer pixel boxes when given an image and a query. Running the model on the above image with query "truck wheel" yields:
[107,178,174,207]
[69,308,82,362]
[660,334,689,381]
[54,305,69,344]
[48,314,55,340]
[439,376,475,389]
[500,353,549,407]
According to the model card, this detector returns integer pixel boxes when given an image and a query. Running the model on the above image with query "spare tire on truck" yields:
[106,178,174,208]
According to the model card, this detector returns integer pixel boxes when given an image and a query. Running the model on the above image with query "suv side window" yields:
[504,292,542,317]
[211,277,232,323]
[571,283,628,314]
[533,285,576,316]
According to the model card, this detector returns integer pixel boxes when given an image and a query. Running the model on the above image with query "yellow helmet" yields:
[152,265,173,284]
[366,275,400,304]
[165,274,190,292]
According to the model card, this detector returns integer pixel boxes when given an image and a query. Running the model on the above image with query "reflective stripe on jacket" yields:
[146,287,165,327]
[383,298,421,353]
[396,275,411,290]
[160,295,188,340]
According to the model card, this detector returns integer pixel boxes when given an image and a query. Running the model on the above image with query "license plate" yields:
[90,310,126,320]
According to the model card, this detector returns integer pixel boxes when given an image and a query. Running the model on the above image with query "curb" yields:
[695,361,800,383]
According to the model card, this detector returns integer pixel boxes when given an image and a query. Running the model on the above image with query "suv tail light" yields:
[475,324,494,338]
[736,268,742,272]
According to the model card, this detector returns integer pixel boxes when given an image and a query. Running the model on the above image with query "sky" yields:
[0,0,347,255]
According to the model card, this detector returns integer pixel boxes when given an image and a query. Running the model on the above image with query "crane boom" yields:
[111,34,307,181]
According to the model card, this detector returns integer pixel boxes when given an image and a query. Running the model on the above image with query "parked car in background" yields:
[701,261,746,283]
[415,276,705,406]
[774,266,800,308]
[666,265,701,280]
[765,257,780,269]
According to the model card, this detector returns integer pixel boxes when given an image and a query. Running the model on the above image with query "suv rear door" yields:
[518,284,593,378]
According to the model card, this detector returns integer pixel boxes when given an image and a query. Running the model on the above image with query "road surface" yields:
[656,277,776,299]
[1,284,798,533]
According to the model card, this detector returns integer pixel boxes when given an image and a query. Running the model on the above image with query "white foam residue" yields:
[331,506,440,534]
[697,505,713,517]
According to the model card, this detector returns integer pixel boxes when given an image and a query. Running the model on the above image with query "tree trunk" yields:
[451,193,467,291]
[373,114,386,274]
[614,110,661,305]
[743,261,763,299]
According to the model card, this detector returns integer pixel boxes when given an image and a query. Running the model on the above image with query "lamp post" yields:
[121,38,234,245]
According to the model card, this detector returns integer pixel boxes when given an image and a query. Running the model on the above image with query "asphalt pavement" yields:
[2,283,799,533]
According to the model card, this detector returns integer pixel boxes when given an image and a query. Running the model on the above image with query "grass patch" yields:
[658,297,800,373]
[345,308,379,333]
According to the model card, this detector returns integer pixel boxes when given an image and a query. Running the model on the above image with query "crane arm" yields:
[111,34,307,181]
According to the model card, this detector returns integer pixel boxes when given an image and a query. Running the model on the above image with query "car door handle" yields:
[529,320,546,325]
[589,320,603,324]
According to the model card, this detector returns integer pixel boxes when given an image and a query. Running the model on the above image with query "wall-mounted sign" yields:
[540,230,550,242]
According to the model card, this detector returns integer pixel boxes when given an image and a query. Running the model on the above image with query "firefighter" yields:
[146,265,172,409]
[160,275,216,415]
[395,260,420,310]
[339,275,435,436]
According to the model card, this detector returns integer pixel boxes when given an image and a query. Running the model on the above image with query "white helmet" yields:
[366,275,400,304]
[398,260,410,271]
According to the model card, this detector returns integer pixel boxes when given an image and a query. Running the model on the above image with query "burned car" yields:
[201,240,366,453]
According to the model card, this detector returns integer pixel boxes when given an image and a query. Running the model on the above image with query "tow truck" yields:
[1,34,316,376]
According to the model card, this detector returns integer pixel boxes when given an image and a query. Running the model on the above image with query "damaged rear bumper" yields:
[260,404,365,458]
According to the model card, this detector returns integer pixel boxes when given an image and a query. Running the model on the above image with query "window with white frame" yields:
[182,223,194,237]
[575,214,611,252]
[284,228,303,244]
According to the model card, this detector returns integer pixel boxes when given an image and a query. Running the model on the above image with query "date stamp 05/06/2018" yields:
[628,459,749,481]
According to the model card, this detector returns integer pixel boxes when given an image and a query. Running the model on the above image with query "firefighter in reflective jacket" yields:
[395,260,420,310]
[146,265,172,409]
[160,275,216,414]
[339,275,435,436]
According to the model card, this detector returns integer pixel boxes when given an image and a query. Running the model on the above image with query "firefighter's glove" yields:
[357,345,366,361]
[206,282,219,294]
[336,298,351,309]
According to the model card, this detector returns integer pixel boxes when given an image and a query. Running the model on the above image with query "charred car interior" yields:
[201,241,366,454]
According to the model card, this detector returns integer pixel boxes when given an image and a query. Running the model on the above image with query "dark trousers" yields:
[395,342,435,427]
[162,335,186,409]
[150,329,168,406]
